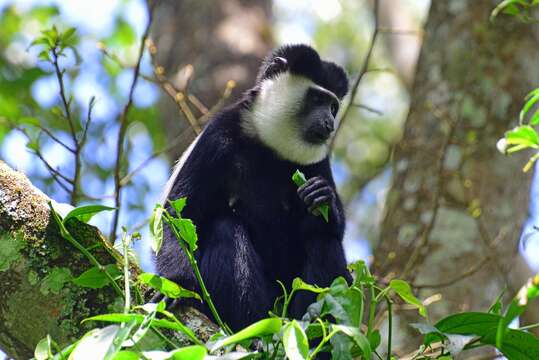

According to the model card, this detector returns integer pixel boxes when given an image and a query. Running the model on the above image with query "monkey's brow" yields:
[308,86,339,103]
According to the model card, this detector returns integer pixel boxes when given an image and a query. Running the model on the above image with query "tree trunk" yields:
[152,0,273,160]
[0,161,215,359]
[373,0,539,354]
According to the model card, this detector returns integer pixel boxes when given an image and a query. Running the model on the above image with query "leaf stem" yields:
[519,322,539,331]
[385,296,392,360]
[122,231,131,314]
[163,212,232,335]
[48,202,124,299]
[367,284,377,338]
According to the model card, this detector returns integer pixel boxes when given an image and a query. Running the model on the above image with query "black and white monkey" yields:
[156,44,351,331]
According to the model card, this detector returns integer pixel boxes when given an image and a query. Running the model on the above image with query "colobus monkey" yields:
[156,44,351,331]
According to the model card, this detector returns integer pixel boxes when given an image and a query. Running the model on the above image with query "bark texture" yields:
[373,0,539,353]
[152,0,273,160]
[0,161,216,359]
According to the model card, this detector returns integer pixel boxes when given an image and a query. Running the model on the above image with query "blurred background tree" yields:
[1,0,538,358]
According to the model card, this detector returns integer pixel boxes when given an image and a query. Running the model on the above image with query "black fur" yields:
[257,44,349,99]
[156,44,351,331]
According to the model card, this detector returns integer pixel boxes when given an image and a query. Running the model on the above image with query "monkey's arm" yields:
[297,160,345,239]
[293,159,351,300]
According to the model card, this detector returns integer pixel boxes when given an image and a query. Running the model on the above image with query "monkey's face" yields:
[299,87,340,145]
[243,72,341,165]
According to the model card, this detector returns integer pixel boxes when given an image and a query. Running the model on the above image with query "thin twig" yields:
[353,103,383,115]
[413,257,490,289]
[51,47,81,205]
[147,39,202,134]
[331,0,380,148]
[378,27,424,37]
[51,48,76,143]
[14,126,74,193]
[31,149,73,185]
[80,96,95,148]
[110,0,155,241]
[37,125,75,153]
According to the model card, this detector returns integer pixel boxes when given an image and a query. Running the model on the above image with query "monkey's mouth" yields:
[305,129,332,144]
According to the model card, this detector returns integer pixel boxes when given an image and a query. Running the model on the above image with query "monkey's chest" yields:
[229,156,299,216]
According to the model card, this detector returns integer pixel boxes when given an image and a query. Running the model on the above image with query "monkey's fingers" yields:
[150,291,165,303]
[297,178,328,200]
[303,186,333,207]
[308,195,332,214]
[149,292,180,309]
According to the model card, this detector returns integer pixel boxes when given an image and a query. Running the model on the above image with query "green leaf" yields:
[19,116,40,126]
[72,265,122,289]
[531,109,539,126]
[292,170,307,186]
[85,312,199,342]
[330,332,353,360]
[332,324,371,359]
[38,49,51,62]
[149,204,164,254]
[140,347,207,360]
[168,345,207,360]
[112,352,139,360]
[169,197,187,215]
[435,312,500,335]
[122,311,156,349]
[85,314,178,330]
[496,273,539,347]
[368,329,381,351]
[35,336,52,360]
[484,328,539,359]
[389,279,427,318]
[52,343,76,360]
[171,218,198,252]
[349,260,374,286]
[105,320,138,359]
[319,205,329,222]
[63,204,116,224]
[138,273,201,301]
[70,325,120,360]
[521,91,539,123]
[410,323,446,346]
[61,27,76,43]
[282,320,309,360]
[505,125,539,148]
[292,277,328,294]
[211,318,282,352]
[322,277,363,327]
[291,170,330,222]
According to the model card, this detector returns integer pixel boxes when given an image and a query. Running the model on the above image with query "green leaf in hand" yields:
[292,170,330,222]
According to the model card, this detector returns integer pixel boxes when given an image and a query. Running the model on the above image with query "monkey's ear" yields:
[323,61,349,99]
[264,57,288,79]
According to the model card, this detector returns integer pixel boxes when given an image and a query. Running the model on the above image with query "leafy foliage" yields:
[39,201,539,359]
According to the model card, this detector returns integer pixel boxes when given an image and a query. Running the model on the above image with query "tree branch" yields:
[110,0,155,241]
[331,0,380,148]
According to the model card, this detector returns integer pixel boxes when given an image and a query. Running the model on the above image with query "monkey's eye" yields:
[330,102,339,117]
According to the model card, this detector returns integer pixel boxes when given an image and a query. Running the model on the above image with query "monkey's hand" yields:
[149,291,181,309]
[297,176,336,217]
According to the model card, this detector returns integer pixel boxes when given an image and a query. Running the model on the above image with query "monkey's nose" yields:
[324,120,334,133]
